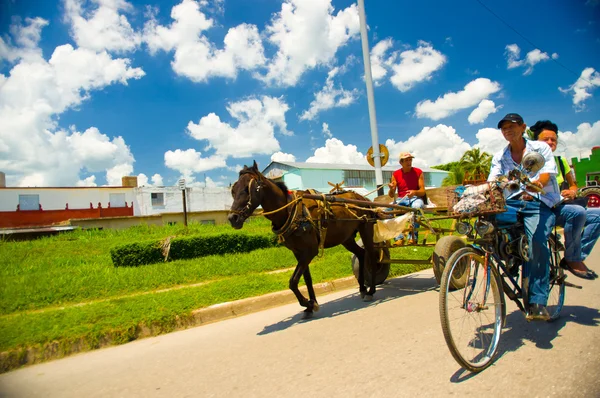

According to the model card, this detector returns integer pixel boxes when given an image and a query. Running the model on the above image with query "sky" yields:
[0,0,599,188]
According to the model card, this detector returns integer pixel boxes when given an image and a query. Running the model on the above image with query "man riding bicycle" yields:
[488,113,561,321]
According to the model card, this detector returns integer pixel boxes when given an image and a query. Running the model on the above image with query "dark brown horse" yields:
[228,161,379,316]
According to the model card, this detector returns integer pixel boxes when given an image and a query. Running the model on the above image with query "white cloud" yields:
[385,124,472,167]
[164,149,226,175]
[554,121,600,159]
[559,67,600,111]
[322,122,332,138]
[64,0,142,53]
[260,0,360,87]
[0,18,144,187]
[77,175,97,187]
[144,0,265,82]
[370,38,393,85]
[271,152,296,162]
[505,44,552,75]
[137,172,164,186]
[388,41,446,92]
[415,78,501,120]
[187,96,291,158]
[300,66,358,121]
[106,163,134,186]
[0,17,48,62]
[305,137,367,164]
[473,127,508,156]
[468,99,501,125]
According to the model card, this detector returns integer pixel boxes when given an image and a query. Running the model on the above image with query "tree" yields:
[441,165,465,187]
[459,148,492,180]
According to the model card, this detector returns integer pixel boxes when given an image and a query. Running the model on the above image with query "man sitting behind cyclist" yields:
[388,152,425,244]
[488,113,561,321]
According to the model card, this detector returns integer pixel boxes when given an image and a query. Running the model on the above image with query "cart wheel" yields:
[433,236,466,288]
[351,239,391,285]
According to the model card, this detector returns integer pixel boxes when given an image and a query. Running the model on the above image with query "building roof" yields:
[264,161,450,174]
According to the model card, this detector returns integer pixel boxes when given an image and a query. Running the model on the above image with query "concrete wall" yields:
[69,210,231,230]
[0,187,135,212]
[133,187,232,216]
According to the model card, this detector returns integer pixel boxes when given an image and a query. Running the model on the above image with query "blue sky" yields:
[1,0,599,188]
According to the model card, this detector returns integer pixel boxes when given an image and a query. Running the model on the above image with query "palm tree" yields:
[459,148,492,183]
[442,166,465,187]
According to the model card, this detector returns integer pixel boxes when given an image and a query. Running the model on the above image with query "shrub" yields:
[110,232,277,267]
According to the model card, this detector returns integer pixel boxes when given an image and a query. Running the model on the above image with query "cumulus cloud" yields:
[385,124,472,167]
[186,96,291,159]
[554,120,600,159]
[415,78,501,120]
[505,44,553,75]
[271,152,296,162]
[143,0,265,82]
[300,66,358,121]
[559,67,600,111]
[387,41,446,92]
[473,127,509,156]
[0,17,48,62]
[260,0,360,87]
[370,38,393,85]
[468,99,501,124]
[164,148,226,177]
[305,137,367,164]
[137,173,164,187]
[0,18,144,187]
[64,0,142,53]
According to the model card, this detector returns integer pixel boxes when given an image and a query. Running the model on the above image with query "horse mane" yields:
[239,166,289,196]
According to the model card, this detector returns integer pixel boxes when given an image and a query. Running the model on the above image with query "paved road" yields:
[1,249,600,398]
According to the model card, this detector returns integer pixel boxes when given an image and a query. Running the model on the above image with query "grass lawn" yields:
[0,217,439,370]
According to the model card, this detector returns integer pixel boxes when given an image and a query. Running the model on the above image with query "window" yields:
[109,193,126,208]
[151,192,164,206]
[343,170,394,187]
[19,194,39,210]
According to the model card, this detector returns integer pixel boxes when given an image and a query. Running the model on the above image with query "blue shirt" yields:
[488,139,560,208]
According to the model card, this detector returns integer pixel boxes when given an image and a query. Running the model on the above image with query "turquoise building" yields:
[262,161,450,200]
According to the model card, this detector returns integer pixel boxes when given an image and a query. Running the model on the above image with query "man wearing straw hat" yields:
[388,152,426,244]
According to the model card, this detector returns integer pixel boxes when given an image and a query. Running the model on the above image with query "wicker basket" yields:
[447,183,506,216]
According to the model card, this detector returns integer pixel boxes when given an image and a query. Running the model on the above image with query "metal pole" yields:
[358,0,384,196]
[182,188,188,227]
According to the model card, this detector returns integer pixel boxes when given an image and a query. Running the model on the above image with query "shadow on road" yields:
[258,273,437,335]
[449,305,600,382]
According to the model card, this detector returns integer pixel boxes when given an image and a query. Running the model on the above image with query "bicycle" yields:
[438,153,581,373]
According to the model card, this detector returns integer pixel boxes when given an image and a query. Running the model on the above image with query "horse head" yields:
[228,161,265,229]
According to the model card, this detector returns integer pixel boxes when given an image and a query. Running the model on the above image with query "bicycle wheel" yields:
[546,236,565,322]
[439,247,504,372]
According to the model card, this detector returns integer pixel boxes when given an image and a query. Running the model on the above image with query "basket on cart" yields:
[447,182,506,217]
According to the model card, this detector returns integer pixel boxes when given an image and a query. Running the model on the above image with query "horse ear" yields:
[252,160,258,171]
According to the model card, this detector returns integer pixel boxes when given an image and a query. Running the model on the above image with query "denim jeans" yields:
[553,203,586,262]
[394,197,424,241]
[501,199,555,306]
[582,207,600,260]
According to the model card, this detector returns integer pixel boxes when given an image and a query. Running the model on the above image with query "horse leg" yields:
[302,267,320,313]
[342,237,367,299]
[289,250,317,312]
[358,223,378,301]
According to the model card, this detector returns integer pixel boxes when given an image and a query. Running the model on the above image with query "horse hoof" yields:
[302,310,314,319]
[362,294,373,302]
[312,302,320,312]
[360,291,366,299]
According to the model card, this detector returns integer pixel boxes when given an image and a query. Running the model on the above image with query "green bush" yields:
[110,233,277,267]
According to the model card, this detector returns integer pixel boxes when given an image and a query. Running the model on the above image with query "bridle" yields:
[230,174,263,220]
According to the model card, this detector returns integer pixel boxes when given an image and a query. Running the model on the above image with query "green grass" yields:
[0,217,435,369]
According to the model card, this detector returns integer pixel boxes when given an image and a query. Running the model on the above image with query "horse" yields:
[228,161,380,316]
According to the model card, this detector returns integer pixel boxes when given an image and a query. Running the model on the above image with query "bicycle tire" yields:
[546,235,565,322]
[439,247,504,372]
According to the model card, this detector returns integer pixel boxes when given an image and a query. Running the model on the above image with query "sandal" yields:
[560,259,595,280]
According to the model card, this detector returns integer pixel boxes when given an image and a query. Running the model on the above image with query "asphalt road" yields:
[1,248,599,398]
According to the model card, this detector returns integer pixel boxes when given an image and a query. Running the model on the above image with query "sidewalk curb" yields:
[0,276,359,373]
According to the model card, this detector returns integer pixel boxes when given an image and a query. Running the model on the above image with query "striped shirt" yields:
[488,139,561,208]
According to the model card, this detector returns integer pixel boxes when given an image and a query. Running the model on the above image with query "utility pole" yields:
[178,179,188,227]
[358,0,384,196]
